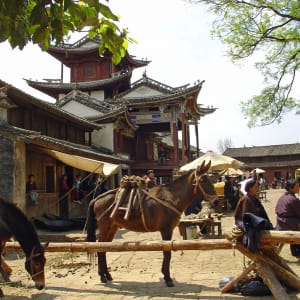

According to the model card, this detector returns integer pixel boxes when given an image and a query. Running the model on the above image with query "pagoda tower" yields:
[26,35,149,101]
[26,35,216,181]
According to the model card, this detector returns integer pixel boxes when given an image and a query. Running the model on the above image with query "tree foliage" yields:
[0,0,134,64]
[189,0,300,126]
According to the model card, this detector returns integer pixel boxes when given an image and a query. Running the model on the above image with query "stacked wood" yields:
[109,175,146,220]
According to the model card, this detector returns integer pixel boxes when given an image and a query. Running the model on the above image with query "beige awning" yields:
[48,150,120,177]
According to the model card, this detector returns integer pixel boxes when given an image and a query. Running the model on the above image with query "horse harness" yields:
[26,245,44,279]
[96,170,214,231]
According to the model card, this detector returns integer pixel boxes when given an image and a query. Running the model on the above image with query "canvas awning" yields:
[47,149,120,177]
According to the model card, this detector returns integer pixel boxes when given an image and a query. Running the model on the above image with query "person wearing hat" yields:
[144,170,157,189]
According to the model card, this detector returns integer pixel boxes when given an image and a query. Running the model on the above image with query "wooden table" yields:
[259,191,267,202]
[178,217,222,240]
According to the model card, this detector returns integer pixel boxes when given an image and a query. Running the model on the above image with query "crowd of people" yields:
[233,175,300,260]
[178,169,300,261]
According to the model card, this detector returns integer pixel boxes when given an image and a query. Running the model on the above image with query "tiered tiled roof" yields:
[57,90,124,113]
[46,35,150,68]
[25,69,132,98]
[112,76,216,117]
[0,80,101,130]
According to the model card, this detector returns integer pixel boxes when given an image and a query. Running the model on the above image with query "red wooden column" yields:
[172,122,178,164]
[180,113,189,163]
[194,119,200,157]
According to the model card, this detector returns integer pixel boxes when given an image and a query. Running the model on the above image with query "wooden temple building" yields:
[0,34,216,219]
[224,144,300,186]
[26,35,216,181]
[0,80,123,218]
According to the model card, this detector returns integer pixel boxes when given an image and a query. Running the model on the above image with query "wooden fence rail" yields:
[4,230,300,253]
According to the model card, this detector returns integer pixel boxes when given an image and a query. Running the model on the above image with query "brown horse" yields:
[86,160,218,287]
[0,198,48,296]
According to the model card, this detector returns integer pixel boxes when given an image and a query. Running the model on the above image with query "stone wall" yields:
[0,136,14,202]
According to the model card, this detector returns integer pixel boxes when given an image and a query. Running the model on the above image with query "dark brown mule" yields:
[0,198,48,296]
[87,160,218,287]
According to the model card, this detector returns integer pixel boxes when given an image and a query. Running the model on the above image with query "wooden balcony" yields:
[130,159,184,177]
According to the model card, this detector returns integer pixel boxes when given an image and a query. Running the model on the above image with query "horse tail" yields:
[86,198,97,242]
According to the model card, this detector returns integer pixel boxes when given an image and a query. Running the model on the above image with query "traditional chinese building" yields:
[26,35,216,182]
[224,144,300,186]
[0,80,123,218]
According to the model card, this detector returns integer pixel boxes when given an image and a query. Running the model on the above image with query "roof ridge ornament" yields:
[142,70,148,80]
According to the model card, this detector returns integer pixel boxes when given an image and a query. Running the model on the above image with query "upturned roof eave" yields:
[113,82,203,106]
[25,70,132,93]
[0,79,102,131]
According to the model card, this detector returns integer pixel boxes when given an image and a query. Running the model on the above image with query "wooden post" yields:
[236,244,300,291]
[256,261,289,300]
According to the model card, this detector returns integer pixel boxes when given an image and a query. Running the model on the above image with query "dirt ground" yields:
[1,188,300,299]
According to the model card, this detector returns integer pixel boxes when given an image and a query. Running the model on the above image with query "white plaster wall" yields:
[80,40,98,48]
[61,101,101,118]
[92,124,114,151]
[90,90,104,100]
[123,86,163,98]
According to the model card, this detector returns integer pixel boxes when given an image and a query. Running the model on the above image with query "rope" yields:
[231,225,244,256]
[139,190,150,232]
[140,188,182,216]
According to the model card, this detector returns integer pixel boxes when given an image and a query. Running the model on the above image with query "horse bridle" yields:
[193,170,216,202]
[26,245,44,279]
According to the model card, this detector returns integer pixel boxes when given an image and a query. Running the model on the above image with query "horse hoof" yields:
[165,280,174,287]
[100,276,107,283]
[106,273,113,281]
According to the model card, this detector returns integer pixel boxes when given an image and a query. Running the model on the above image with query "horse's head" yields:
[193,160,218,208]
[25,242,48,290]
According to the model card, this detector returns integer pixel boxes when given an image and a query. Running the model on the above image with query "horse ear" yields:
[197,160,211,174]
[197,160,206,174]
[205,160,212,172]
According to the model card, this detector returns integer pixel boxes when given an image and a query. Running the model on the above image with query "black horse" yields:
[0,198,48,296]
[87,161,218,287]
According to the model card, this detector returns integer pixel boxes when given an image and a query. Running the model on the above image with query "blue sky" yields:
[0,0,299,152]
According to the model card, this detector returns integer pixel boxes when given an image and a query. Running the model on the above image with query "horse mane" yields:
[0,198,40,253]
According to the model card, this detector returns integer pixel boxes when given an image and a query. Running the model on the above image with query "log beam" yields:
[256,261,289,300]
[236,244,300,291]
[220,263,255,293]
[4,239,233,253]
[226,230,300,245]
